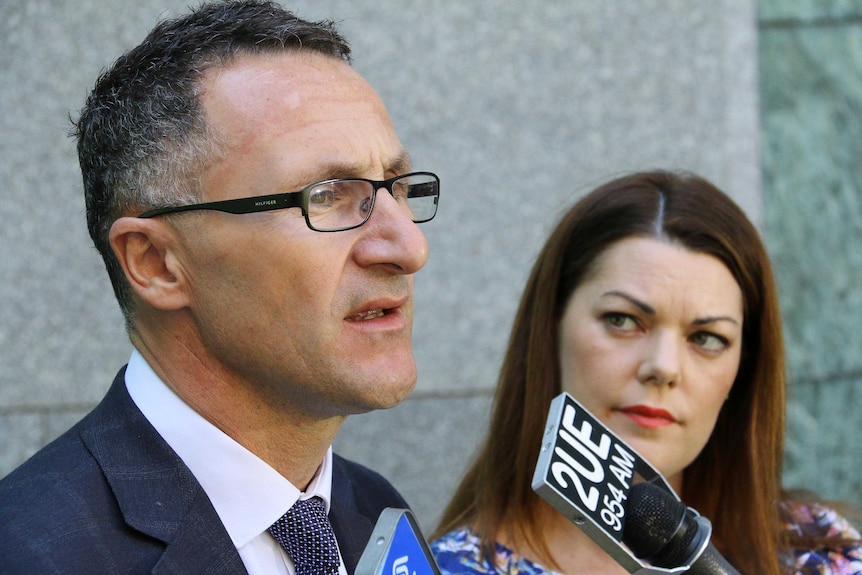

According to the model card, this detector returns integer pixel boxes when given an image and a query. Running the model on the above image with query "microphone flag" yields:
[531,392,707,574]
[355,508,442,575]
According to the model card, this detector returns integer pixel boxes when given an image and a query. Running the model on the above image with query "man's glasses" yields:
[137,171,440,232]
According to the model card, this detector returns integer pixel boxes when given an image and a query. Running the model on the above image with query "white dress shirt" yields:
[124,350,347,575]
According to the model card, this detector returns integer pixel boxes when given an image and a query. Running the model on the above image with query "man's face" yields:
[170,52,428,418]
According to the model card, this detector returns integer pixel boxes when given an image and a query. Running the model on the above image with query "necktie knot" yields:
[268,496,340,575]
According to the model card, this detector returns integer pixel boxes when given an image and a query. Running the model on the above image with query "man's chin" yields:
[351,370,417,413]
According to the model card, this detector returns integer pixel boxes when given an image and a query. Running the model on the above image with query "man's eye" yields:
[392,182,410,202]
[309,187,339,206]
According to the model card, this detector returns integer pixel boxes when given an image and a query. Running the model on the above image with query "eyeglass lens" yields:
[306,173,439,231]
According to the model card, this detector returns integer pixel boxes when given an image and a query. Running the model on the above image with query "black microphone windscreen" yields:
[623,482,699,568]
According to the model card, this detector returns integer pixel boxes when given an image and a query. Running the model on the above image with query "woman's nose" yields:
[636,331,680,387]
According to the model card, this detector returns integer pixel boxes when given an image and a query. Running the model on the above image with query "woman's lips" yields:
[618,405,676,429]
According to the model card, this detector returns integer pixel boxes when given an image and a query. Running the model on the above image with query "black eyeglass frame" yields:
[137,171,440,232]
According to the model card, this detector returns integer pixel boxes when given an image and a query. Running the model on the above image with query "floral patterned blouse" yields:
[430,502,862,575]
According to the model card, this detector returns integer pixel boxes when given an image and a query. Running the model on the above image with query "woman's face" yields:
[558,237,743,492]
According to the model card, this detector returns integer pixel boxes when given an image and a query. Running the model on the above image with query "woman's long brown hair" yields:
[434,171,797,575]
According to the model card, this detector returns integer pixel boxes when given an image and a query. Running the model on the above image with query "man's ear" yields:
[109,217,190,311]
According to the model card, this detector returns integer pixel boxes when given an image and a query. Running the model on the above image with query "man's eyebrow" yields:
[387,150,413,174]
[303,150,414,182]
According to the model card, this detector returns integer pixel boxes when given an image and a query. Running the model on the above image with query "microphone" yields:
[625,482,740,575]
[532,392,740,574]
[355,508,442,575]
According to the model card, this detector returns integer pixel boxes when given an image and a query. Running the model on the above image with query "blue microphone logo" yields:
[379,514,437,575]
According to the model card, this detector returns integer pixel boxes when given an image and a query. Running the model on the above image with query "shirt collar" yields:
[124,349,334,548]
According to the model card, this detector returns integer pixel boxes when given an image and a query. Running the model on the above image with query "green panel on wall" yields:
[760,11,862,506]
[760,0,862,21]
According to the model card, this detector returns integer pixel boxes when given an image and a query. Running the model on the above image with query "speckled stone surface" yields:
[1,0,766,530]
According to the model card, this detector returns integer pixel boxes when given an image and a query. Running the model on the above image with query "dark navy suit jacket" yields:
[0,368,408,574]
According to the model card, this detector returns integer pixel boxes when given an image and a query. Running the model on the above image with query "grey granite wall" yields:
[760,1,862,506]
[2,0,768,533]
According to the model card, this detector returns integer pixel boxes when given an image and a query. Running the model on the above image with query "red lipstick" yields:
[618,405,676,429]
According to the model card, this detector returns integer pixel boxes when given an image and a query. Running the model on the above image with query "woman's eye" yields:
[691,331,729,352]
[603,312,637,331]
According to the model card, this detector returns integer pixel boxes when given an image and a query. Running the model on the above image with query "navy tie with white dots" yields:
[268,496,340,575]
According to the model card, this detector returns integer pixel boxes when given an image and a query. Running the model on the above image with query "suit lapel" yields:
[80,370,248,574]
[330,488,376,574]
[79,369,406,574]
[329,460,377,574]
[150,489,248,575]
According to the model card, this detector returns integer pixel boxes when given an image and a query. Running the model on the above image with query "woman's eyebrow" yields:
[693,315,740,327]
[601,290,655,315]
[602,290,741,326]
